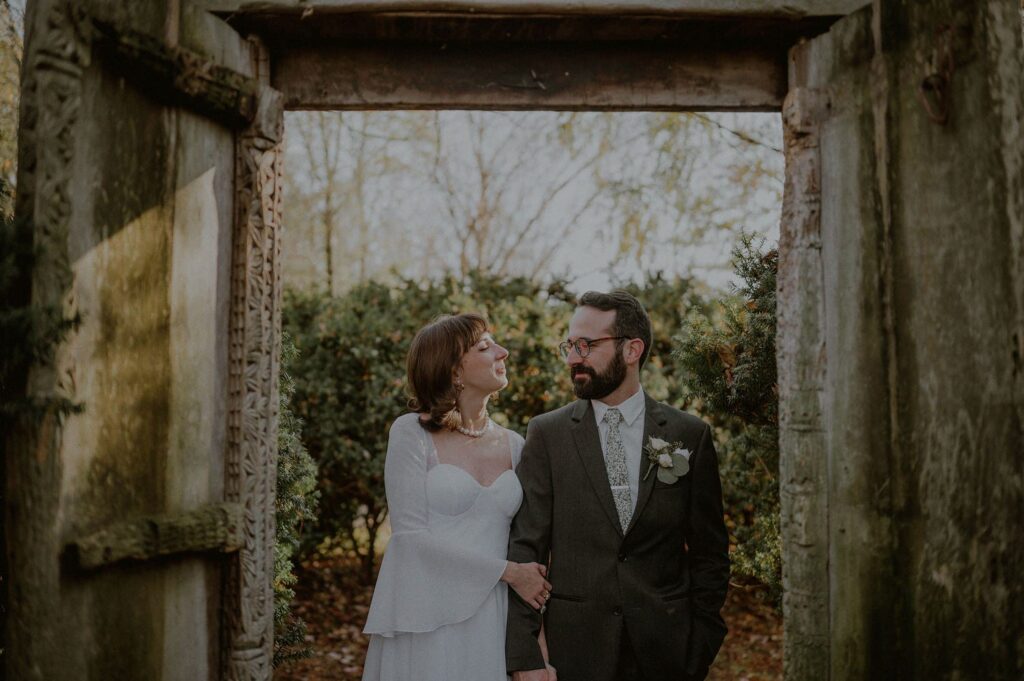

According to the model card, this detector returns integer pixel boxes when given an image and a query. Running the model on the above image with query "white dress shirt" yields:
[592,388,646,512]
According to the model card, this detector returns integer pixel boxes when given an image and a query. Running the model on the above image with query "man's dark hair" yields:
[577,290,653,369]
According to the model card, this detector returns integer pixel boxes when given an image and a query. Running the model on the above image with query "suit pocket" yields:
[662,590,690,602]
[662,590,692,619]
[549,592,587,603]
[654,480,685,491]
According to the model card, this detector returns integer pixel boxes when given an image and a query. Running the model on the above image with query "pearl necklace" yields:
[456,417,492,438]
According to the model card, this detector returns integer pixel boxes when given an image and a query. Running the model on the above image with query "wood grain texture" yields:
[777,80,830,681]
[219,6,846,111]
[274,40,787,111]
[69,504,245,570]
[90,15,259,128]
[224,73,284,681]
[200,0,868,17]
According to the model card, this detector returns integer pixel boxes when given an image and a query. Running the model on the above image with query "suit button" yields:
[618,553,627,562]
[612,607,622,616]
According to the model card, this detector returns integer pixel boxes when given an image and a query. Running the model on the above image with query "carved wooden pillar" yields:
[5,5,91,677]
[223,78,285,679]
[777,82,830,680]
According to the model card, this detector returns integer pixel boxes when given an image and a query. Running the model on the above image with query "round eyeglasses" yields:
[558,336,628,359]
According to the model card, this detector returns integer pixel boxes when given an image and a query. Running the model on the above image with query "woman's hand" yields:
[540,620,556,679]
[502,561,552,611]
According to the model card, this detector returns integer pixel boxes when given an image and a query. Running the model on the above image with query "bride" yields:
[362,313,556,681]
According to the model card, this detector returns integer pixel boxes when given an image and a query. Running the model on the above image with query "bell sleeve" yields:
[510,430,526,468]
[362,414,509,637]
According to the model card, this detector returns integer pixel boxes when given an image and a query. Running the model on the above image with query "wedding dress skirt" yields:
[362,577,510,681]
[362,415,524,681]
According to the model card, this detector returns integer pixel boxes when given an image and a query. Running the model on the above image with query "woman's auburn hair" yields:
[406,312,489,432]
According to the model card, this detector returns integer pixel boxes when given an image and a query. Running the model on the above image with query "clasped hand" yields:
[502,561,552,611]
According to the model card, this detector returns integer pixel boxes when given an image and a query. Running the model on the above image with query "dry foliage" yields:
[274,556,781,681]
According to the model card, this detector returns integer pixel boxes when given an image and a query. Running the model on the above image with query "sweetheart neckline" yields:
[430,463,517,490]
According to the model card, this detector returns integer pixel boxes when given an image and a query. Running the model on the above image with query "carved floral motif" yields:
[225,85,284,679]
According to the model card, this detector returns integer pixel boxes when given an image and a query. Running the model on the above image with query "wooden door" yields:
[778,1,1023,679]
[5,1,284,679]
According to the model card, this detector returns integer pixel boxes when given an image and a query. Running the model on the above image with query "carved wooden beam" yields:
[89,17,259,128]
[201,0,869,17]
[33,6,261,129]
[274,40,787,111]
[67,503,246,570]
[222,10,845,111]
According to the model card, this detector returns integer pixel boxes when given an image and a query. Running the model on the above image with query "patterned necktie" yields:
[603,408,632,532]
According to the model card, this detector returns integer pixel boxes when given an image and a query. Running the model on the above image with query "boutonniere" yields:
[642,436,691,484]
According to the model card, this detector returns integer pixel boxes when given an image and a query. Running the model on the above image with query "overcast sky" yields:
[282,110,783,294]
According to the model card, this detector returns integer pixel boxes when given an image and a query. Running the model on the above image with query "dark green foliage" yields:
[456,272,576,434]
[283,280,447,584]
[273,333,320,667]
[283,272,576,583]
[283,271,717,586]
[674,234,780,600]
[617,272,713,409]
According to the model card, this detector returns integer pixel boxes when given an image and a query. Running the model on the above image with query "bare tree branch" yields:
[690,113,783,154]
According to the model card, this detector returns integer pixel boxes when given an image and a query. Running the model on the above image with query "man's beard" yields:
[571,351,627,400]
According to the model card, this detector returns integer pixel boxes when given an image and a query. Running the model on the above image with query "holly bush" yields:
[282,273,576,583]
[674,234,781,601]
[616,272,713,409]
[283,265,783,596]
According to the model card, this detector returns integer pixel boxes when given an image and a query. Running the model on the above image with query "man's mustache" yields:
[571,366,596,380]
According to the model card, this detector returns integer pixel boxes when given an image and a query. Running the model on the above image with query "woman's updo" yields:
[406,313,489,432]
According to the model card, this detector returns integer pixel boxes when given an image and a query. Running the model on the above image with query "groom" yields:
[507,290,730,681]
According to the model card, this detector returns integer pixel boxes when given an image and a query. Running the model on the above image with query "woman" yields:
[362,313,555,681]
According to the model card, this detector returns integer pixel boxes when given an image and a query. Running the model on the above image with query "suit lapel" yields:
[569,400,624,537]
[625,393,670,536]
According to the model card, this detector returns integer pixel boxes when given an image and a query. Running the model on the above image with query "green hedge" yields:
[674,235,781,601]
[273,333,320,666]
[283,265,780,597]
[282,273,575,583]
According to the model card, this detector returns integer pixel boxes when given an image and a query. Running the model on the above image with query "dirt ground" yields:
[275,556,781,681]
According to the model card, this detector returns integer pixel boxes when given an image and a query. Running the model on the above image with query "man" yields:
[507,290,730,681]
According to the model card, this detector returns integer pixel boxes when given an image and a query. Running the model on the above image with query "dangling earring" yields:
[445,377,465,432]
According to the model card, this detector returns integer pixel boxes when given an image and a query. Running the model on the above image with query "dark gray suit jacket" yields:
[506,393,729,681]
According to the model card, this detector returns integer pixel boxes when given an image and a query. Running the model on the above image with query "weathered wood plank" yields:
[275,41,786,110]
[90,16,259,128]
[201,0,869,17]
[68,503,245,570]
[228,12,839,43]
[222,5,847,112]
[778,77,830,681]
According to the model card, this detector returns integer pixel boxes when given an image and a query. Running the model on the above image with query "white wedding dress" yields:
[362,412,524,681]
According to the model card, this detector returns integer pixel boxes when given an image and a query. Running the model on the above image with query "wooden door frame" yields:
[213,1,855,678]
[11,1,858,679]
[210,1,867,111]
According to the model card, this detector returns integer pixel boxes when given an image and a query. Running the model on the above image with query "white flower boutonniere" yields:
[643,436,691,484]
